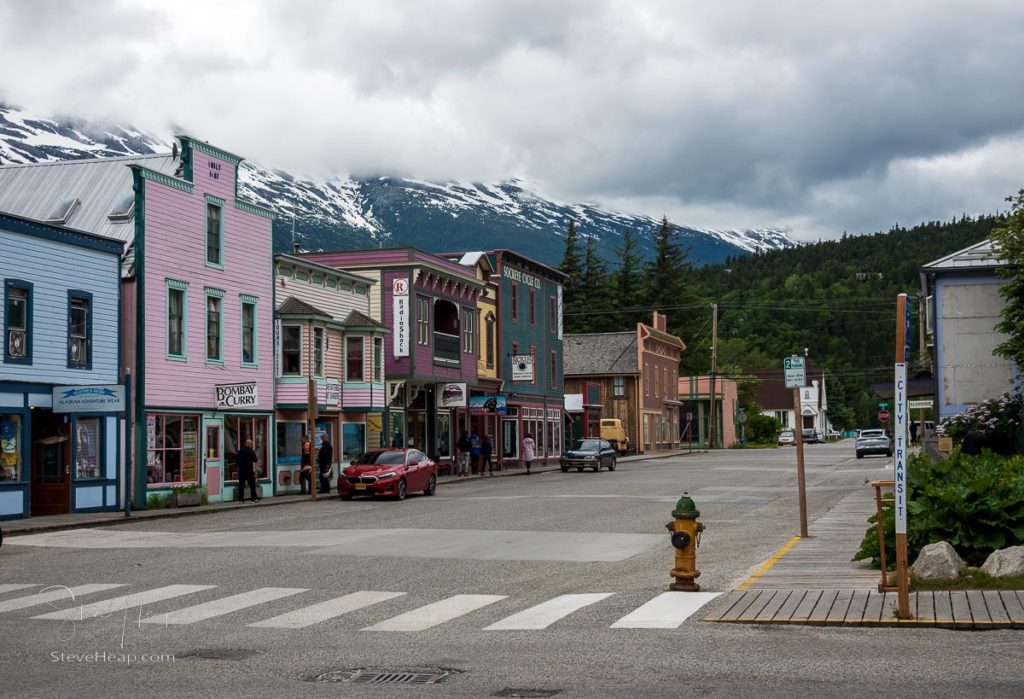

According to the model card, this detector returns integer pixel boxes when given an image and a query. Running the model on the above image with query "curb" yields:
[2,449,693,537]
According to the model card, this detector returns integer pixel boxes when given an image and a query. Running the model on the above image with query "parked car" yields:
[561,438,617,472]
[338,448,437,500]
[855,429,893,459]
[827,429,842,440]
[814,429,825,443]
[802,428,821,444]
[777,429,795,446]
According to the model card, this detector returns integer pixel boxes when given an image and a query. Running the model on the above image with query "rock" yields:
[981,546,1024,577]
[911,542,966,580]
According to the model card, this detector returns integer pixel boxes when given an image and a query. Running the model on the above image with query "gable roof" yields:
[342,309,387,330]
[922,239,1005,272]
[563,332,637,375]
[276,296,333,320]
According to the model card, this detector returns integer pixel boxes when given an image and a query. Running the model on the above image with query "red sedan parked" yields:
[337,448,438,501]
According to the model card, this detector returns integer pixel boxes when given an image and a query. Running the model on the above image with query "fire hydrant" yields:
[665,491,705,591]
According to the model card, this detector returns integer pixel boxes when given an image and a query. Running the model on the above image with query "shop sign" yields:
[52,384,126,413]
[215,382,258,409]
[437,382,467,408]
[503,266,542,288]
[393,278,410,357]
[325,380,341,406]
[469,395,507,414]
[512,354,534,381]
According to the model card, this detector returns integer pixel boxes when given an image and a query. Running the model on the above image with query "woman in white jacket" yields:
[521,434,536,475]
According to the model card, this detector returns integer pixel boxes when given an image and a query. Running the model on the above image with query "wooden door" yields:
[31,428,71,515]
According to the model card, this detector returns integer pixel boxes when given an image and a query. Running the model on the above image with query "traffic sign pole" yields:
[894,294,911,619]
[784,355,809,538]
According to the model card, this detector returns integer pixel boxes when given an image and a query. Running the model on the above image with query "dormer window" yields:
[107,194,135,222]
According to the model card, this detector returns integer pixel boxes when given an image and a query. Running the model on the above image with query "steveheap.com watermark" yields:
[50,650,175,666]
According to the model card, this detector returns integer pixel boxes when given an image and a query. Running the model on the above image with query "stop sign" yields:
[878,409,891,422]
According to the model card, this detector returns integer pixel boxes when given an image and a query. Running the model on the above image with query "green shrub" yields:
[854,450,1024,567]
[145,493,170,509]
[745,411,782,443]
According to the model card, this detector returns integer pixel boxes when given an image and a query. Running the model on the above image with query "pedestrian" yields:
[299,436,312,494]
[469,431,482,475]
[482,434,494,475]
[909,421,919,446]
[317,434,334,494]
[457,430,472,477]
[521,433,536,475]
[961,428,987,456]
[236,439,260,503]
[391,430,403,448]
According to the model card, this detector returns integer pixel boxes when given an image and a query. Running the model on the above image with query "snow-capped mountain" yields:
[0,104,798,265]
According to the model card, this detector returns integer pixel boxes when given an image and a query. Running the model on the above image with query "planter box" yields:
[172,491,202,507]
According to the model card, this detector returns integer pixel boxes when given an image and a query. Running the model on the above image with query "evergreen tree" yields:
[992,189,1024,374]
[612,226,646,328]
[644,216,706,370]
[580,234,611,331]
[559,219,585,333]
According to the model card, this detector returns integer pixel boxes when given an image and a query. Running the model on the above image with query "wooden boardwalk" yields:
[704,487,1024,629]
[704,588,1024,628]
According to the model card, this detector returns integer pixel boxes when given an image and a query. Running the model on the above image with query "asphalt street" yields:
[1,442,1022,698]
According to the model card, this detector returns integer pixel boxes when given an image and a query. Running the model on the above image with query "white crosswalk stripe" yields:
[0,584,39,596]
[363,594,507,632]
[249,591,406,629]
[610,591,721,628]
[32,585,216,621]
[5,582,723,631]
[484,593,614,630]
[0,584,126,613]
[142,587,307,626]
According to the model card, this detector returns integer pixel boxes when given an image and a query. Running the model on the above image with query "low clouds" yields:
[1,0,1022,240]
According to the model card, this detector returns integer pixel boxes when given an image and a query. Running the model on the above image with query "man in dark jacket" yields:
[236,439,260,503]
[962,428,987,456]
[317,434,334,494]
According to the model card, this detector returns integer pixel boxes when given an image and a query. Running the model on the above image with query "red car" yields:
[337,448,438,500]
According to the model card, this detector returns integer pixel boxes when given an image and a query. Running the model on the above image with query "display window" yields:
[75,417,102,479]
[435,411,451,458]
[147,413,201,484]
[276,421,304,465]
[225,415,268,480]
[342,422,365,461]
[0,414,23,480]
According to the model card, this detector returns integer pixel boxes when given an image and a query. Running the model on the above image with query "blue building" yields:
[0,212,125,518]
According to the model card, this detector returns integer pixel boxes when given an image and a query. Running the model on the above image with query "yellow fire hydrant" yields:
[665,492,705,591]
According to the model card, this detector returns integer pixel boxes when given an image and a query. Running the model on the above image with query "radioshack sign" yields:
[215,382,258,409]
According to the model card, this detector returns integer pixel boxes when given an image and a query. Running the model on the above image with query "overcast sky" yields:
[2,0,1023,241]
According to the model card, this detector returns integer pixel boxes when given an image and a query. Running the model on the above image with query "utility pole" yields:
[708,303,718,450]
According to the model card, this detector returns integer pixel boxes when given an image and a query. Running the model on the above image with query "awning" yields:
[663,399,684,406]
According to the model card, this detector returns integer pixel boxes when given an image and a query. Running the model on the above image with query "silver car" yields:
[856,429,892,459]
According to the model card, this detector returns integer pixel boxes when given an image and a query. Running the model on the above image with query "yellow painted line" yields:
[736,536,801,591]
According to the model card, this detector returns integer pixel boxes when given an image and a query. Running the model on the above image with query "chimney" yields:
[652,311,667,332]
[293,243,301,254]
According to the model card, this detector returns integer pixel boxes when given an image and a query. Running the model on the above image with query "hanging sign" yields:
[392,278,410,357]
[511,354,534,381]
[437,383,467,408]
[325,380,341,406]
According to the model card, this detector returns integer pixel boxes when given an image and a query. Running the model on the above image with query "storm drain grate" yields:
[313,668,455,684]
[493,690,562,698]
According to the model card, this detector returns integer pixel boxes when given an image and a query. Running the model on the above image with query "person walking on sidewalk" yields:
[457,431,472,476]
[469,431,482,475]
[482,434,494,475]
[299,436,312,494]
[236,439,260,502]
[317,434,334,494]
[521,433,536,475]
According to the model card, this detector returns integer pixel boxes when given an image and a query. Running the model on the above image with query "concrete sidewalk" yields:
[1,448,689,537]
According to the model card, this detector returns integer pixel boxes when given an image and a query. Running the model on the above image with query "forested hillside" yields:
[561,215,1004,428]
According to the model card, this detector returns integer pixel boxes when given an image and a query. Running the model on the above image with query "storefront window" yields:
[75,417,102,479]
[206,425,220,458]
[435,411,451,458]
[389,410,404,447]
[147,414,200,484]
[225,415,268,481]
[0,414,23,480]
[342,422,365,461]
[276,421,305,464]
[502,419,519,460]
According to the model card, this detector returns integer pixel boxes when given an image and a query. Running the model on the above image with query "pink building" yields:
[130,138,276,503]
[678,375,739,448]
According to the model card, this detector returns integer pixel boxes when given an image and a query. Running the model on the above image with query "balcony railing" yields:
[433,331,460,363]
